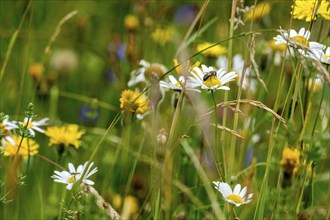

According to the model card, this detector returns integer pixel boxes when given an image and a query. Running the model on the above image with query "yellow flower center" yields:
[21,122,33,129]
[69,175,76,184]
[203,75,221,88]
[292,36,309,47]
[144,64,166,80]
[227,194,243,204]
[0,123,10,137]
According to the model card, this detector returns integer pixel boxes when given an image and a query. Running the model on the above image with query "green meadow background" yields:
[1,0,329,219]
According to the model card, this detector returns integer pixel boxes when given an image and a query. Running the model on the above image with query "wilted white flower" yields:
[50,49,79,73]
[128,60,167,87]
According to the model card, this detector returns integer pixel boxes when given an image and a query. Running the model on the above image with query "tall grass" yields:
[0,0,329,219]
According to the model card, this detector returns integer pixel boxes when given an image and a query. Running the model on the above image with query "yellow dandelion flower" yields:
[45,124,85,149]
[292,0,330,22]
[124,14,140,30]
[197,42,227,58]
[281,147,300,175]
[120,90,148,114]
[122,195,139,215]
[244,2,271,21]
[3,135,39,159]
[29,63,44,80]
[151,26,175,46]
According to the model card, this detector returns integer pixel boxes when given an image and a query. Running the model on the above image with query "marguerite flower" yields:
[0,115,17,148]
[273,28,325,58]
[319,47,330,64]
[128,60,167,87]
[216,54,257,93]
[51,161,98,190]
[13,117,49,137]
[159,75,200,92]
[187,64,237,91]
[307,77,323,93]
[45,124,85,148]
[213,181,253,207]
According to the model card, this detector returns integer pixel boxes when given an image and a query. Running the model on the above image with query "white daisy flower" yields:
[321,47,330,64]
[273,28,325,57]
[187,64,237,91]
[0,116,17,148]
[213,181,253,207]
[307,77,323,93]
[80,161,98,185]
[51,161,98,190]
[128,60,167,87]
[216,54,257,93]
[159,75,200,92]
[12,117,49,137]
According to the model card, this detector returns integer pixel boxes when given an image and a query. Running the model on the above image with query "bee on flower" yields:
[187,64,237,91]
[213,181,253,207]
[51,161,98,190]
[216,54,257,94]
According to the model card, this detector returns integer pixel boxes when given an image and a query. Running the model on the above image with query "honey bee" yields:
[203,70,217,81]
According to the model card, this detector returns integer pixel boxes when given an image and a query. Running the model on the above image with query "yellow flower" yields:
[292,0,330,22]
[29,63,44,80]
[151,26,175,46]
[124,14,140,30]
[244,2,271,21]
[197,42,227,58]
[120,90,148,115]
[113,194,139,219]
[307,77,323,93]
[3,135,39,159]
[281,147,300,175]
[173,58,200,75]
[45,124,85,148]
